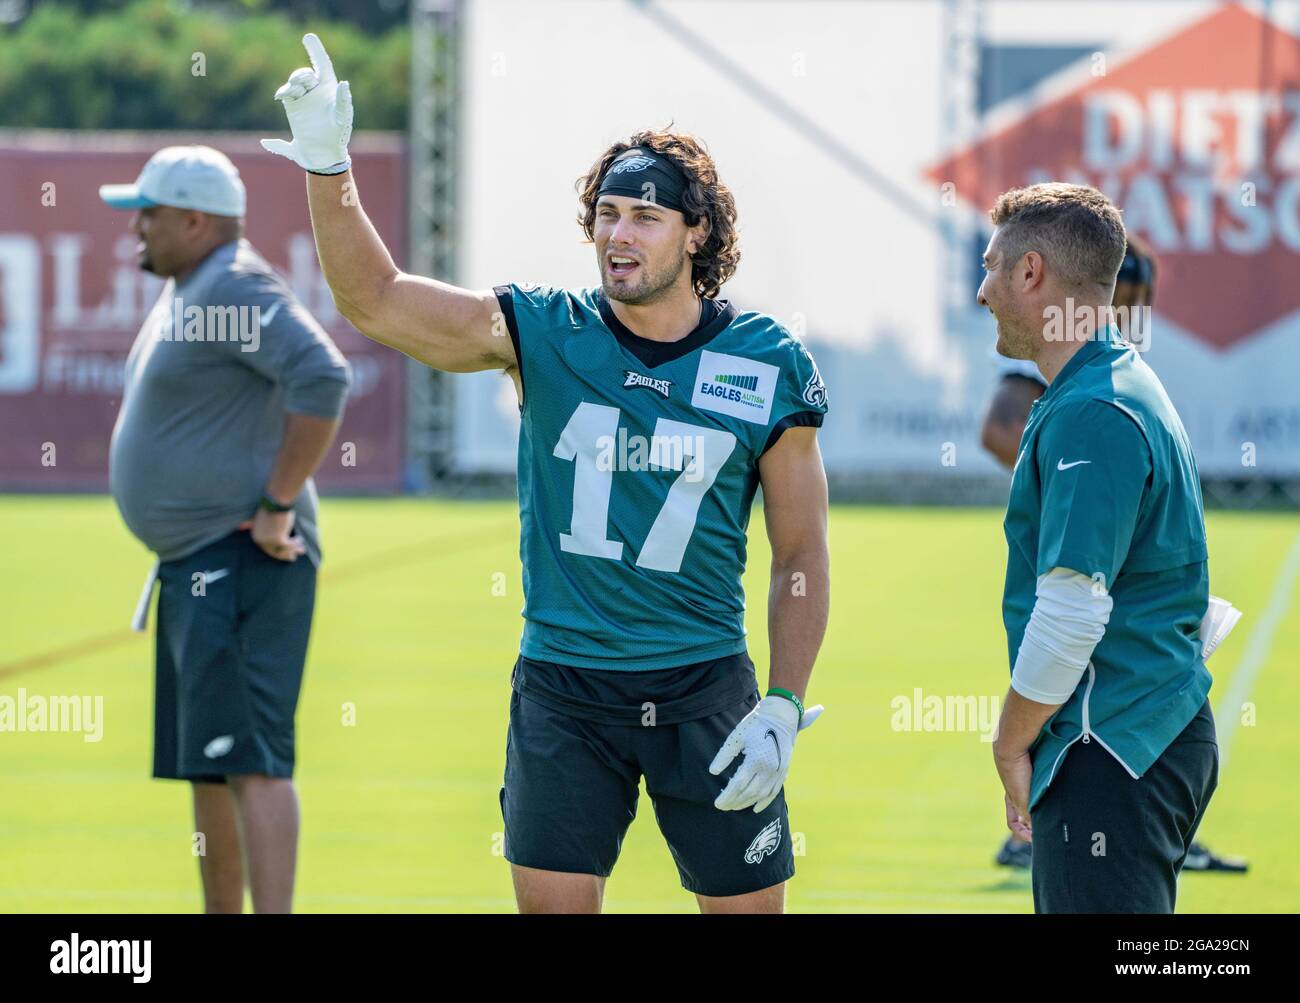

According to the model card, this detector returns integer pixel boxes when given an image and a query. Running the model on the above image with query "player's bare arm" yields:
[264,33,513,378]
[758,425,830,700]
[709,424,829,814]
[304,171,509,375]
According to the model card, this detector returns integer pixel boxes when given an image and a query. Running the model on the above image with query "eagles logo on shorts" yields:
[745,818,783,864]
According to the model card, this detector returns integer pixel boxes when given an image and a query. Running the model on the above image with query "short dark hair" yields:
[990,183,1127,289]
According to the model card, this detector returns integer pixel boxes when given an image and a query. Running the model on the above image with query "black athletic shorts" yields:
[152,530,316,783]
[499,652,796,898]
[1031,698,1219,913]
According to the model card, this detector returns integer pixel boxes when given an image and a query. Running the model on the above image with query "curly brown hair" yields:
[576,129,740,299]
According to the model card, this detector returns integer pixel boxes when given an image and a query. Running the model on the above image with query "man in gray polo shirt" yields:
[101,145,351,913]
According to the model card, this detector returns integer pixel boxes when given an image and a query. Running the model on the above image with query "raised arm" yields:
[263,33,512,375]
[305,169,509,373]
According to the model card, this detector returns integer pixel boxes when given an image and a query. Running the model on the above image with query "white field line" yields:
[1214,531,1300,772]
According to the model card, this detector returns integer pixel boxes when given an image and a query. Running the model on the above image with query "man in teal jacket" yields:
[978,182,1221,913]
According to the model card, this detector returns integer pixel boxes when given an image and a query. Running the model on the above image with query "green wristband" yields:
[767,687,804,719]
[259,494,294,514]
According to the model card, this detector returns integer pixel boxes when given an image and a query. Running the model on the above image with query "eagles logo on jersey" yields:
[802,353,828,409]
[495,283,829,671]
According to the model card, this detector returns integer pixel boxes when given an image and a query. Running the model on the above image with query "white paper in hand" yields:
[1198,595,1242,661]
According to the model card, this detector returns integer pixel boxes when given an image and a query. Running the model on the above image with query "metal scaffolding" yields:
[939,0,984,314]
[406,0,462,490]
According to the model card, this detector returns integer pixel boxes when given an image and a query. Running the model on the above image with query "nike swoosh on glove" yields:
[709,695,823,813]
[261,33,353,175]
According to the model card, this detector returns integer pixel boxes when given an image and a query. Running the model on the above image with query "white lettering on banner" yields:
[49,233,91,328]
[34,232,333,337]
[1083,89,1300,173]
[1027,168,1300,255]
[1059,89,1300,253]
[45,233,162,332]
[0,234,41,393]
[0,229,385,399]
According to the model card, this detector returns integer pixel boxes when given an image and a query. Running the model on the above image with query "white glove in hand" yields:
[709,695,822,813]
[261,33,353,174]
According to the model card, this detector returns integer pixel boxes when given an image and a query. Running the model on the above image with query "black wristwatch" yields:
[259,494,294,514]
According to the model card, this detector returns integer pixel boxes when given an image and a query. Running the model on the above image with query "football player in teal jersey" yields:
[266,35,830,913]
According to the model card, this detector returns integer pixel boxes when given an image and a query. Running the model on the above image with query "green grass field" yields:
[2,496,1297,913]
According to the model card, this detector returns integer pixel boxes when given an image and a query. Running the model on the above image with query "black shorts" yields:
[1031,699,1219,913]
[152,530,316,783]
[499,657,796,898]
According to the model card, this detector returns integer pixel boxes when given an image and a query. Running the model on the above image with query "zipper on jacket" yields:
[1080,661,1096,744]
[1078,661,1141,779]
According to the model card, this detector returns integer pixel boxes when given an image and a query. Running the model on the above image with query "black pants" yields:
[1031,699,1218,913]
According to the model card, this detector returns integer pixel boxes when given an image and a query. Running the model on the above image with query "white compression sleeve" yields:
[1011,567,1114,704]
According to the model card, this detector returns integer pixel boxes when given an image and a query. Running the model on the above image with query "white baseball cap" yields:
[99,145,246,217]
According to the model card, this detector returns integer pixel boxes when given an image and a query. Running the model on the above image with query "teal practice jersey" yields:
[496,284,828,670]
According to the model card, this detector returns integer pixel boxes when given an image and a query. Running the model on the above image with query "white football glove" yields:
[709,695,823,813]
[261,33,353,174]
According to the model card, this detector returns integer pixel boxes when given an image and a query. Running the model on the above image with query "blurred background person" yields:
[101,145,352,912]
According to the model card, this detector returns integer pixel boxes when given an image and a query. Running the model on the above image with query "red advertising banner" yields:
[0,131,407,491]
[929,4,1300,354]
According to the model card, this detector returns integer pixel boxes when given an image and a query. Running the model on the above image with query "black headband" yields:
[597,148,690,215]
